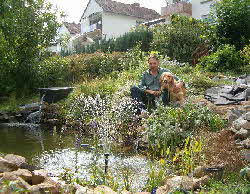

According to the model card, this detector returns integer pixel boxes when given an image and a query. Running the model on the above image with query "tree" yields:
[211,0,250,50]
[151,15,207,63]
[0,0,60,96]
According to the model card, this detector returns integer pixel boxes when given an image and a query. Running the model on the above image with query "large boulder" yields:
[32,169,48,185]
[0,157,18,172]
[4,154,27,169]
[232,117,250,130]
[156,176,209,194]
[29,177,60,194]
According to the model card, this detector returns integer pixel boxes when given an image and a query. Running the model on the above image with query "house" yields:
[80,0,160,40]
[192,0,215,19]
[48,22,81,54]
[142,0,192,27]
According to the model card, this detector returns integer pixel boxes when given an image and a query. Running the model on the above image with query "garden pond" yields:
[0,124,154,191]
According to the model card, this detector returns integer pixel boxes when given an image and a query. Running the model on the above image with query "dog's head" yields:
[160,72,175,89]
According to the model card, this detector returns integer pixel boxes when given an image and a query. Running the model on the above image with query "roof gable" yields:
[82,0,160,21]
[63,22,81,34]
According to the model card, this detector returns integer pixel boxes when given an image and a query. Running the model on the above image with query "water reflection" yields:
[0,126,151,191]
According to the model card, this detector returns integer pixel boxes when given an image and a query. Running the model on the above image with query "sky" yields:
[48,0,167,23]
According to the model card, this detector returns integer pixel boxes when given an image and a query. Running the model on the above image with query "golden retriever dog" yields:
[160,72,186,103]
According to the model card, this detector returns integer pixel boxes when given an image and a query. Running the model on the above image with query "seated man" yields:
[131,54,179,113]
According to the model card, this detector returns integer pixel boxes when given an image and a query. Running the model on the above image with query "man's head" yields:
[148,55,160,72]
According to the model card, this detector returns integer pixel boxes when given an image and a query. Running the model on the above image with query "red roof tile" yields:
[95,0,160,20]
[64,22,81,34]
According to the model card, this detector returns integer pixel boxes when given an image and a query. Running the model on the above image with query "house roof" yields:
[82,0,160,21]
[63,22,81,34]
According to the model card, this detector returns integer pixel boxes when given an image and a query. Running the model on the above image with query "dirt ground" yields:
[198,99,250,171]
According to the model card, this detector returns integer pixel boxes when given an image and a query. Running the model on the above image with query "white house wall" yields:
[192,0,214,19]
[102,12,141,39]
[80,0,103,33]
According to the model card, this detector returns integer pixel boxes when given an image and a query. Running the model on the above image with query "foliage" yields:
[0,93,39,112]
[74,26,152,54]
[211,0,250,50]
[0,180,29,193]
[144,160,168,192]
[172,137,203,176]
[67,52,124,81]
[0,0,60,96]
[146,101,225,158]
[240,44,250,73]
[151,15,207,63]
[203,173,250,193]
[199,44,244,72]
[35,56,71,88]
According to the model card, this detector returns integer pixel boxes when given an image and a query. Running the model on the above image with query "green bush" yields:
[211,0,250,50]
[151,15,207,63]
[0,0,59,96]
[146,102,225,157]
[67,52,124,81]
[74,26,153,54]
[199,44,244,72]
[35,56,71,88]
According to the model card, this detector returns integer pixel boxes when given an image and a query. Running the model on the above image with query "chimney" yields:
[132,3,140,7]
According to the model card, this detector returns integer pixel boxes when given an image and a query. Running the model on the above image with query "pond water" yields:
[0,125,152,191]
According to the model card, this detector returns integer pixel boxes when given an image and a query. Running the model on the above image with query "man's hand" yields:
[145,90,161,97]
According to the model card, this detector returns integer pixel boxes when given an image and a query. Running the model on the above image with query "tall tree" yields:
[0,0,60,95]
[212,0,250,50]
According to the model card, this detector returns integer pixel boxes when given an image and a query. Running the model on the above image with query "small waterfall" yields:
[38,94,46,123]
[25,94,45,124]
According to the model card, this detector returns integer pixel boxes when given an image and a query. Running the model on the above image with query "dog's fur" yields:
[160,72,186,103]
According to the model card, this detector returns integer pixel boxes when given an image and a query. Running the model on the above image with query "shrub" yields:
[151,15,207,63]
[211,0,250,50]
[35,56,71,88]
[74,26,153,54]
[146,102,225,157]
[0,0,59,96]
[67,52,124,81]
[199,44,244,72]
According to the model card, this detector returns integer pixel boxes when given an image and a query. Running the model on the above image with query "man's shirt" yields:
[138,68,179,92]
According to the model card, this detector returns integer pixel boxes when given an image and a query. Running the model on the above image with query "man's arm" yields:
[138,73,147,92]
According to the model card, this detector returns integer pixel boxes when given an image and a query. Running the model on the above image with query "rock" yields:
[4,154,27,168]
[1,171,19,181]
[29,183,59,194]
[191,166,206,178]
[20,163,40,171]
[156,176,209,194]
[94,185,117,194]
[193,176,209,189]
[30,177,60,194]
[245,112,250,121]
[32,169,48,185]
[227,109,244,122]
[235,128,250,139]
[241,138,250,149]
[14,169,32,183]
[0,157,17,172]
[20,103,41,112]
[232,117,250,130]
[75,186,94,194]
[2,169,32,183]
